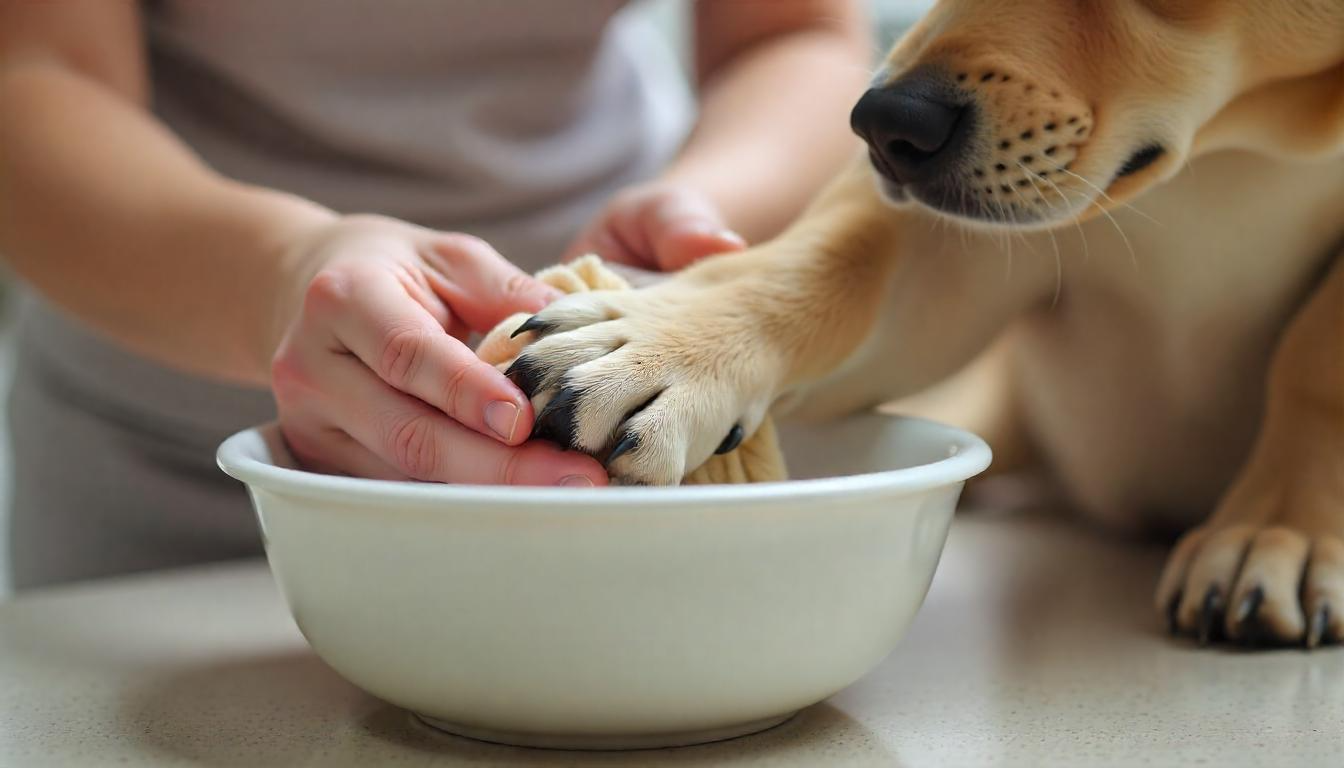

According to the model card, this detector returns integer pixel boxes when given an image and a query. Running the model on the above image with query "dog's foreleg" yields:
[1157,248,1344,647]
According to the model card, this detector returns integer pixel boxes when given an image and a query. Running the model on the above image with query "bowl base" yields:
[413,710,798,751]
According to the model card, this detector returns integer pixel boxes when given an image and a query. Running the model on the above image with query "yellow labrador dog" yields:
[507,0,1344,649]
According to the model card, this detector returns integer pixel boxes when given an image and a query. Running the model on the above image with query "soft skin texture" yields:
[565,1,871,271]
[506,0,1344,648]
[0,1,605,488]
[0,1,868,488]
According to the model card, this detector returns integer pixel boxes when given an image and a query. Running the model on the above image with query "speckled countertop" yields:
[2,512,1340,767]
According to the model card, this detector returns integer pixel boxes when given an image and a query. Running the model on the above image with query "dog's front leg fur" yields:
[507,157,1054,484]
[1156,251,1344,647]
[504,160,900,484]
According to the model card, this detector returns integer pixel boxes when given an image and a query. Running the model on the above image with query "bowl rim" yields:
[216,414,992,509]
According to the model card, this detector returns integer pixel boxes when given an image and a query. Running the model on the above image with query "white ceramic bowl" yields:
[217,413,990,750]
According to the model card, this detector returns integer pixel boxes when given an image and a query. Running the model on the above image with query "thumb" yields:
[427,236,562,332]
[654,221,748,271]
[639,190,747,271]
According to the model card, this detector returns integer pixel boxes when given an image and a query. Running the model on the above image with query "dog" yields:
[504,0,1344,649]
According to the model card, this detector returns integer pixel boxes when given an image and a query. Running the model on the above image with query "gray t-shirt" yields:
[7,0,691,587]
[146,0,691,268]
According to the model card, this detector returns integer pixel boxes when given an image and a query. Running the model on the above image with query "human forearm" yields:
[664,9,872,243]
[0,62,334,385]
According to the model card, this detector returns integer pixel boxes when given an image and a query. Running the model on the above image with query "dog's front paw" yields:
[504,284,785,485]
[1156,522,1344,648]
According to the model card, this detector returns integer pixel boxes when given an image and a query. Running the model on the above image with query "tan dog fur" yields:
[509,0,1344,648]
[481,255,789,485]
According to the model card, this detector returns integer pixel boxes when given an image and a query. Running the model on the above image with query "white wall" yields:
[638,0,934,57]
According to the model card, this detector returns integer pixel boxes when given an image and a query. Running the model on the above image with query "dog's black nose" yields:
[850,77,968,185]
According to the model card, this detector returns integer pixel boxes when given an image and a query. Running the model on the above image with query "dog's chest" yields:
[1016,152,1344,528]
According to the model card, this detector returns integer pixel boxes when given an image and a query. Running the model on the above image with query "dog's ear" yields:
[1195,63,1344,160]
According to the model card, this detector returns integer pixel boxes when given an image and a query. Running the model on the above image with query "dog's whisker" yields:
[937,186,952,240]
[1059,181,1139,270]
[1004,178,1042,256]
[957,187,973,252]
[1053,164,1164,229]
[996,198,1017,271]
[925,186,949,237]
[1016,163,1065,306]
[1034,171,1093,267]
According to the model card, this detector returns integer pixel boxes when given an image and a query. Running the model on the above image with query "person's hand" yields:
[564,181,747,272]
[270,215,609,486]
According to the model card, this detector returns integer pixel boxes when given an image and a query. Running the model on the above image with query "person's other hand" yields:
[564,181,747,272]
[270,215,609,486]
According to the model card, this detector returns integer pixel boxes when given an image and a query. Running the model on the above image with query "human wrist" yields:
[229,184,339,383]
[656,160,760,243]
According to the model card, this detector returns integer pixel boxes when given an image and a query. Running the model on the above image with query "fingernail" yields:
[559,474,594,487]
[718,229,747,246]
[484,401,521,441]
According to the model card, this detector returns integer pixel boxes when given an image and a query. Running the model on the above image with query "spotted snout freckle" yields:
[949,67,1094,223]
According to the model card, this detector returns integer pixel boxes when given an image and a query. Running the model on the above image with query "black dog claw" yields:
[1197,585,1224,647]
[1231,586,1264,645]
[510,316,552,339]
[606,432,639,465]
[1306,603,1330,649]
[504,356,545,399]
[534,387,581,448]
[715,424,745,455]
[1166,591,1183,636]
[1233,586,1263,625]
[1232,585,1263,639]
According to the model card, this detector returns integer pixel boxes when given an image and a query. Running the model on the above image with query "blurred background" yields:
[0,0,933,595]
[643,0,933,57]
